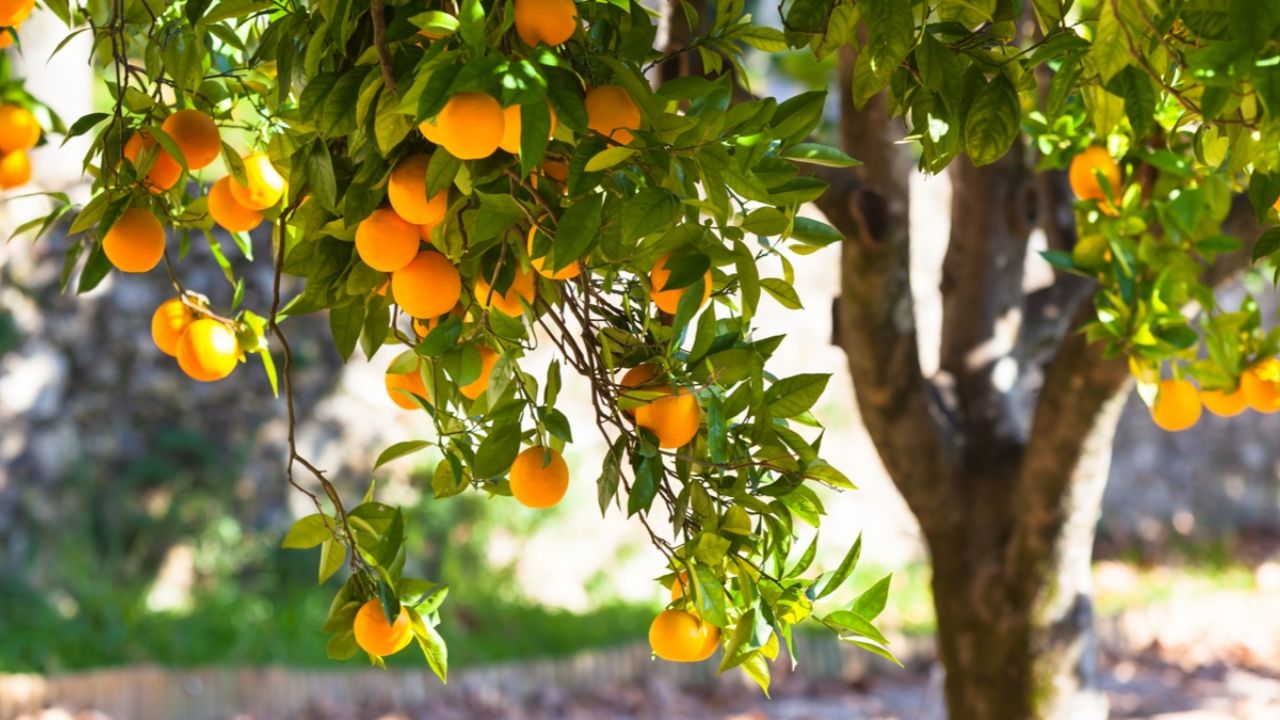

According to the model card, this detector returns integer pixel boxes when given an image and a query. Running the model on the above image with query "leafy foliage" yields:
[21,0,892,692]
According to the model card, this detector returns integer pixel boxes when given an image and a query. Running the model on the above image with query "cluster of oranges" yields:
[1150,360,1280,432]
[104,108,285,273]
[0,104,39,189]
[150,296,241,382]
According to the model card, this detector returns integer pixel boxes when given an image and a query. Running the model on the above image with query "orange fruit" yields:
[356,208,421,272]
[508,446,569,508]
[175,318,239,382]
[0,149,29,188]
[498,103,558,155]
[585,85,640,145]
[459,346,498,400]
[0,32,14,50]
[1150,378,1201,432]
[392,251,463,319]
[648,609,717,662]
[413,304,465,338]
[151,298,197,357]
[418,221,437,243]
[419,116,444,145]
[670,571,689,601]
[533,158,570,194]
[1068,146,1122,210]
[635,385,701,448]
[229,152,285,210]
[513,0,577,47]
[102,206,166,273]
[207,176,263,232]
[0,0,33,27]
[124,132,182,192]
[433,92,504,160]
[527,225,581,280]
[161,109,221,170]
[386,358,429,409]
[1201,385,1247,418]
[650,254,711,315]
[618,363,659,418]
[1273,194,1280,213]
[352,599,413,658]
[0,103,38,153]
[388,154,449,225]
[1242,360,1280,413]
[475,267,535,316]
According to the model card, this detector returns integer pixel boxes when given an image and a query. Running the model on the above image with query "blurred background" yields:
[4,4,1280,720]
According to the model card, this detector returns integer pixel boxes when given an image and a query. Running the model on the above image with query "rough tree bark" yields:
[815,39,1264,717]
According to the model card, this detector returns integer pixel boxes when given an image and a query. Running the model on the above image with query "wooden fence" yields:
[0,634,932,720]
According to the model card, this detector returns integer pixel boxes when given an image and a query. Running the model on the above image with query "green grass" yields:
[0,577,652,674]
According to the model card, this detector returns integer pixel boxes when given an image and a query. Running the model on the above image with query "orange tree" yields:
[778,0,1280,718]
[22,0,894,690]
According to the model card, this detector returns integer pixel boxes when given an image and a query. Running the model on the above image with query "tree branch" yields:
[938,147,1037,458]
[821,47,959,536]
[371,0,397,92]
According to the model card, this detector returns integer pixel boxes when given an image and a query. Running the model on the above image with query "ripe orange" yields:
[459,346,498,400]
[176,318,239,382]
[648,609,718,662]
[103,206,166,273]
[356,208,421,272]
[418,221,437,243]
[413,304,465,337]
[513,0,577,47]
[161,109,221,170]
[124,132,182,192]
[1068,146,1122,210]
[635,385,701,448]
[0,103,39,154]
[229,152,284,210]
[352,599,413,658]
[1150,378,1201,432]
[1242,360,1280,413]
[151,298,197,357]
[475,267,536,316]
[585,85,640,145]
[386,358,429,409]
[618,363,659,417]
[670,571,688,601]
[650,254,711,315]
[527,225,581,280]
[0,32,14,50]
[433,92,504,160]
[508,446,569,508]
[1201,385,1247,418]
[0,0,33,27]
[392,251,463,319]
[207,176,263,232]
[533,158,570,194]
[0,149,29,188]
[498,103,558,155]
[1274,194,1280,213]
[388,154,449,225]
[419,116,444,145]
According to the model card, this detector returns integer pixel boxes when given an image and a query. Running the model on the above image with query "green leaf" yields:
[328,302,365,361]
[282,513,334,549]
[735,25,788,52]
[851,574,892,621]
[1252,227,1280,263]
[850,0,913,108]
[764,373,829,418]
[761,278,803,309]
[374,441,433,469]
[963,75,1020,166]
[1088,0,1131,84]
[814,532,861,600]
[780,143,861,168]
[318,539,345,583]
[474,423,522,479]
[598,437,625,515]
[584,146,635,172]
[551,192,604,272]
